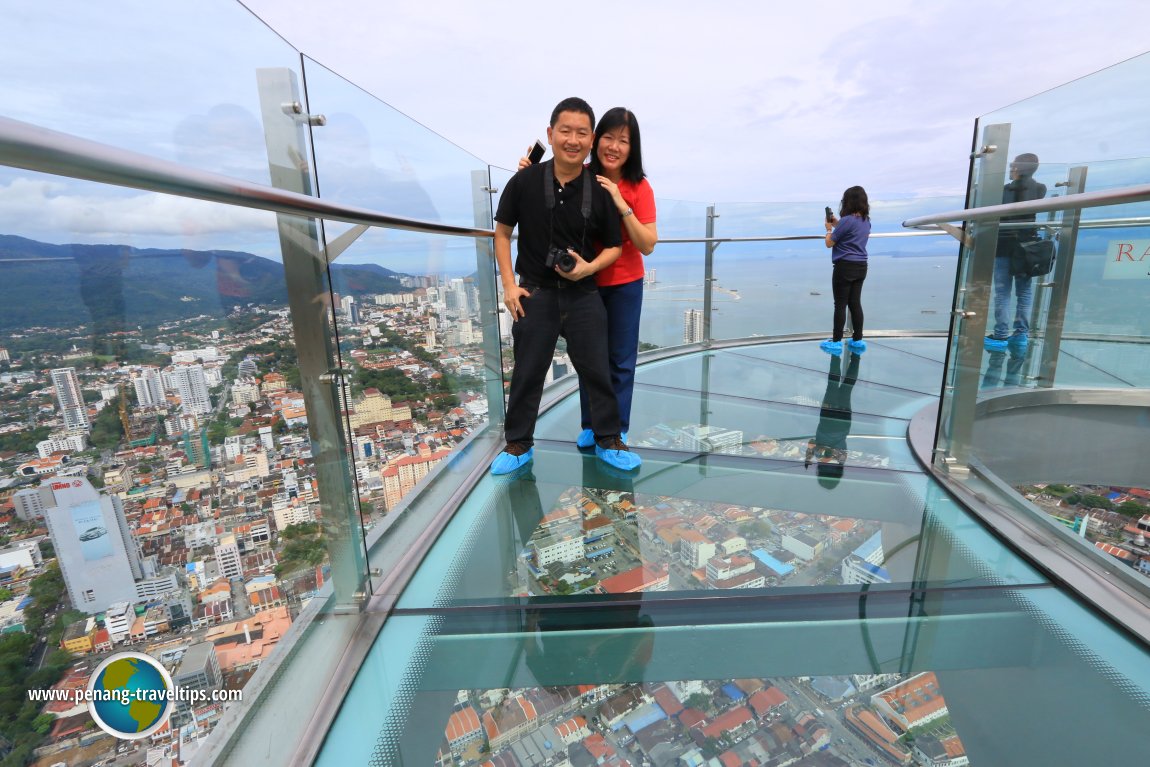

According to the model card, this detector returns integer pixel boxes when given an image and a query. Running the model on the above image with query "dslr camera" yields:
[545,246,578,273]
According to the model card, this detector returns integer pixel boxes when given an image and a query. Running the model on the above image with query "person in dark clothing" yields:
[986,152,1047,352]
[805,351,861,489]
[820,186,871,355]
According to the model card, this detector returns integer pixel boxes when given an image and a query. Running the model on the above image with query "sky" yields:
[239,0,1150,202]
[2,1,1149,258]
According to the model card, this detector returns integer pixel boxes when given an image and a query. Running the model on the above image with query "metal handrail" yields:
[0,115,493,239]
[903,183,1150,228]
[659,230,946,244]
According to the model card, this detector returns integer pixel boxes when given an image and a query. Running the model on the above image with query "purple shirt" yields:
[831,214,870,263]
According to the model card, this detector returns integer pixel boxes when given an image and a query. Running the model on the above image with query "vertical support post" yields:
[702,205,717,347]
[698,206,718,435]
[1034,166,1088,387]
[472,168,506,428]
[937,123,1011,471]
[255,67,367,610]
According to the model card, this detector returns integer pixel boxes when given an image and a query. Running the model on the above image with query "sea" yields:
[637,253,957,349]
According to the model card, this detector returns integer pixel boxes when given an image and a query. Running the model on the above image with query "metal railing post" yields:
[255,67,368,610]
[473,168,507,428]
[1035,165,1088,387]
[937,123,1011,471]
[702,205,718,346]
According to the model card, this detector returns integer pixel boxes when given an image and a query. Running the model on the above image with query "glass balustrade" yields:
[927,52,1150,642]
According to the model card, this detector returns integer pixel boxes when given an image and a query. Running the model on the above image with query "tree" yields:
[1081,494,1113,511]
[31,713,54,736]
[0,588,12,602]
[1117,501,1148,518]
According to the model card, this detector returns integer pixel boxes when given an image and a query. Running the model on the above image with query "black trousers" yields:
[831,260,867,342]
[504,280,621,447]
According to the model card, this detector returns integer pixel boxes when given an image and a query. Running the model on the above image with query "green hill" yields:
[0,234,407,332]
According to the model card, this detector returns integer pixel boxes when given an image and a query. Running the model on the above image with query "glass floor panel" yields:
[315,338,1150,765]
[629,345,940,420]
[319,585,1150,766]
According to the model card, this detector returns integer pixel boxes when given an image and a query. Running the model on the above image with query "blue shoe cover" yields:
[1007,334,1028,350]
[984,336,1008,352]
[576,428,595,449]
[847,339,867,353]
[490,447,534,475]
[819,339,843,355]
[596,444,641,471]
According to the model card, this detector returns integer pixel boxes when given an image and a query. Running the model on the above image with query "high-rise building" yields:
[50,367,89,432]
[683,308,705,344]
[13,487,51,522]
[214,533,243,580]
[173,364,212,416]
[41,477,143,614]
[132,366,165,408]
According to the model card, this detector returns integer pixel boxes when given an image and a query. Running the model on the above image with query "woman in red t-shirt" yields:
[578,107,658,447]
[519,107,658,447]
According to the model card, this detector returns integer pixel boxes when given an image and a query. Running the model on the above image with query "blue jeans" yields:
[579,278,643,432]
[992,256,1033,339]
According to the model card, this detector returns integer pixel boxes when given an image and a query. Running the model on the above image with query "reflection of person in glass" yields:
[805,351,861,489]
[981,344,1026,389]
[986,152,1046,353]
[74,243,129,358]
[523,453,653,688]
[174,105,268,324]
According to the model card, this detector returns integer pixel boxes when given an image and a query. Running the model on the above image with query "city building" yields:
[214,533,243,580]
[41,477,143,614]
[841,531,892,585]
[132,366,166,408]
[50,367,89,432]
[173,364,213,416]
[683,308,704,344]
[12,486,50,522]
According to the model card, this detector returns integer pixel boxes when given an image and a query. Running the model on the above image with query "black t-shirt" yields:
[494,161,622,286]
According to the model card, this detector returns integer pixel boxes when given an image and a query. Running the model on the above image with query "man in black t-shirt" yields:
[491,97,641,475]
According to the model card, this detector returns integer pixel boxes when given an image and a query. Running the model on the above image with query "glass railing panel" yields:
[303,56,488,227]
[929,51,1150,626]
[1060,205,1150,344]
[1058,338,1150,386]
[0,172,366,759]
[2,0,303,183]
[639,198,711,349]
[320,573,1150,766]
[706,199,961,341]
[300,56,501,580]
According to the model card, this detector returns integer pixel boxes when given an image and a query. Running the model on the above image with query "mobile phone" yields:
[528,140,546,164]
[825,206,834,223]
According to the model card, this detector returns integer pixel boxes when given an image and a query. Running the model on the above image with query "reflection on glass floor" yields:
[316,338,1150,766]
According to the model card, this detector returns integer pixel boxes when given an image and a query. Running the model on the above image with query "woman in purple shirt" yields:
[820,185,871,355]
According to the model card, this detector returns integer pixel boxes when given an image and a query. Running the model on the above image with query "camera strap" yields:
[541,160,593,220]
[542,159,592,260]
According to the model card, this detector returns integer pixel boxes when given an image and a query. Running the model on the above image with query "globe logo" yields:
[86,652,175,739]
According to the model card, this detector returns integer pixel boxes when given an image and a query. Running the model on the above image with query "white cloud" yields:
[240,0,1150,202]
[0,175,277,245]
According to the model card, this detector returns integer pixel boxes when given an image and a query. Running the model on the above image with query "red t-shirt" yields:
[596,177,656,287]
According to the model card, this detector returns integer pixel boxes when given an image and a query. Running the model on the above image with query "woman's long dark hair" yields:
[588,107,646,184]
[839,186,870,220]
